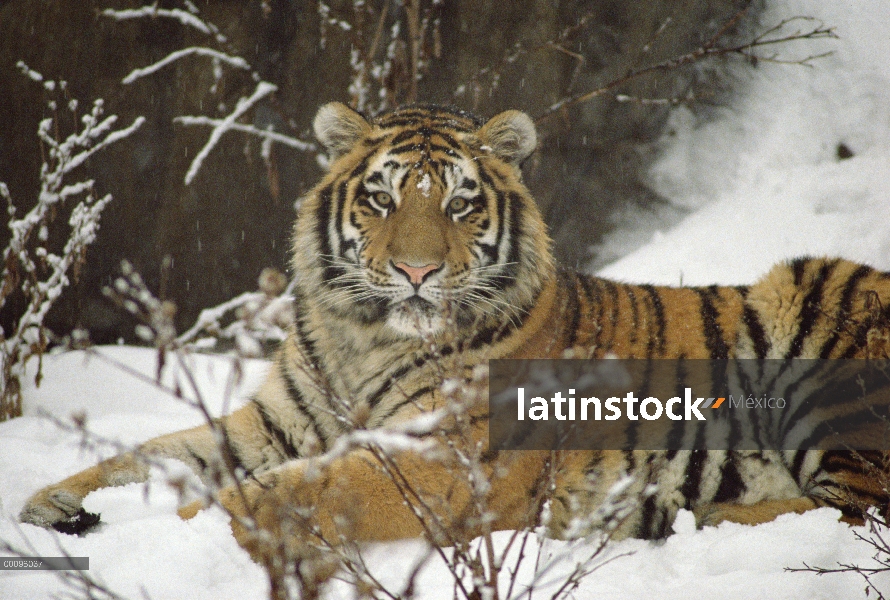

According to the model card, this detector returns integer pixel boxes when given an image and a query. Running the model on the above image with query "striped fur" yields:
[20,104,890,557]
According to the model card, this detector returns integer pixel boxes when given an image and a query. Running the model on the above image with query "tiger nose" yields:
[393,262,441,286]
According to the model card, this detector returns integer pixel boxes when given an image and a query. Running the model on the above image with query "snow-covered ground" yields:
[597,1,890,284]
[1,349,884,599]
[4,0,890,597]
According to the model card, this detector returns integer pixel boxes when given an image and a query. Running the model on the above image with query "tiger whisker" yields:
[454,289,522,328]
[468,262,517,274]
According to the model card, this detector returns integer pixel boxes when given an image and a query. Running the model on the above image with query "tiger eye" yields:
[374,192,393,208]
[448,197,469,214]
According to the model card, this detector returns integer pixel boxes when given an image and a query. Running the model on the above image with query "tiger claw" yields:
[52,508,102,535]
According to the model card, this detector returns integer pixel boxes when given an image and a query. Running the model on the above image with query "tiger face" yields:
[294,103,553,339]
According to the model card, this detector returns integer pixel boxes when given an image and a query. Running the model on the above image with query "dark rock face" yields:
[0,0,753,343]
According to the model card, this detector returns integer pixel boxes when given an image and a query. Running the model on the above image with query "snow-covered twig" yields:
[182,81,277,184]
[106,2,317,187]
[102,3,227,43]
[173,116,316,151]
[121,47,250,85]
[175,268,295,356]
[1,64,144,421]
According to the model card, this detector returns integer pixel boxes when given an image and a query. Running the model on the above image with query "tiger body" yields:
[20,104,890,556]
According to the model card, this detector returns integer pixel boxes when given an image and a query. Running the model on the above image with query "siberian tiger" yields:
[19,103,890,560]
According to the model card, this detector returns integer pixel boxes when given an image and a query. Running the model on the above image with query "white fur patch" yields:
[417,173,432,197]
[386,303,445,337]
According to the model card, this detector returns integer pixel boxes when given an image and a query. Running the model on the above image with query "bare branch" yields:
[536,11,837,122]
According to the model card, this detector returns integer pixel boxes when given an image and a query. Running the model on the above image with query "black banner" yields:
[0,557,89,570]
[489,359,890,451]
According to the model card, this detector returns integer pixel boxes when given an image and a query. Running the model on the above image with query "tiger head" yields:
[293,103,554,341]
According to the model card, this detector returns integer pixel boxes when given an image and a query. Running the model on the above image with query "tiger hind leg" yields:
[693,496,821,528]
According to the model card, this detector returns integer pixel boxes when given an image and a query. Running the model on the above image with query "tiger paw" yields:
[19,488,101,535]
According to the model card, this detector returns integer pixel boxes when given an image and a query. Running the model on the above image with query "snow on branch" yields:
[102,3,227,43]
[323,428,440,465]
[175,268,296,356]
[181,81,278,185]
[121,47,250,85]
[34,100,145,179]
[105,3,318,186]
[173,116,316,152]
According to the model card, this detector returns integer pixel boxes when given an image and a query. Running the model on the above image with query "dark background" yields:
[0,0,756,344]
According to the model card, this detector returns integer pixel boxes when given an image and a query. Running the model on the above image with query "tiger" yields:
[19,102,890,561]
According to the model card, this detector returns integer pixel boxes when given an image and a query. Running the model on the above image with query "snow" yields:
[0,366,881,600]
[4,0,890,597]
[597,1,890,286]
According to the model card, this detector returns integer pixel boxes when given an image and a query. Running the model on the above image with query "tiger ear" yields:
[313,102,372,160]
[476,110,537,165]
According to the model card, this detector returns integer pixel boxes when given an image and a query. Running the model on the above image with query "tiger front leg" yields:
[20,401,275,534]
[19,423,216,534]
[19,452,150,534]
